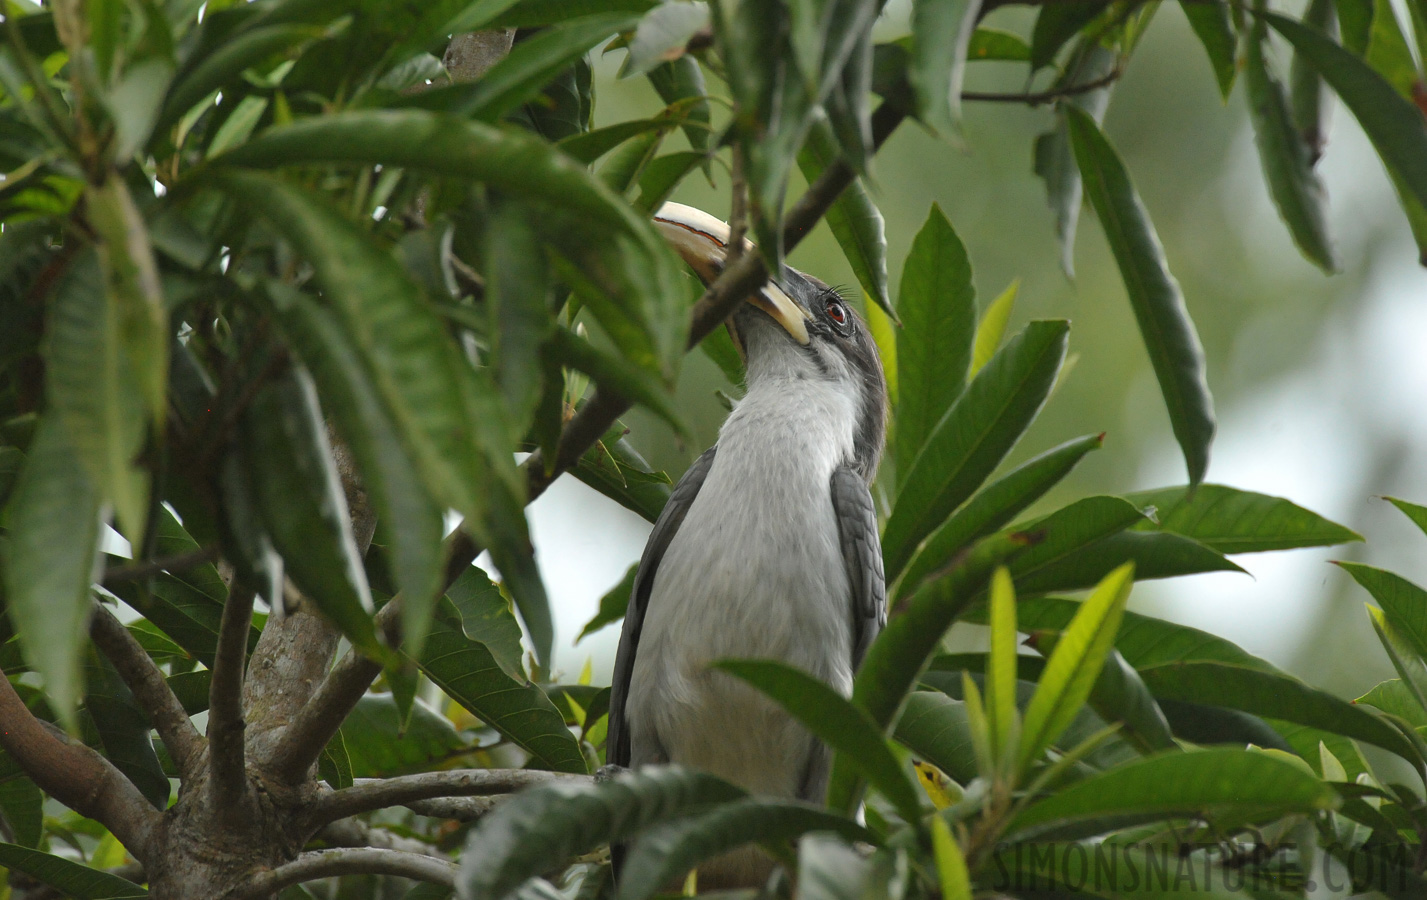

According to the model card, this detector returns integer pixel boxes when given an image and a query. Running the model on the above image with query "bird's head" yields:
[654,202,888,479]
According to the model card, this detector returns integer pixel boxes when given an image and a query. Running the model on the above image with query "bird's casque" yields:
[606,203,889,887]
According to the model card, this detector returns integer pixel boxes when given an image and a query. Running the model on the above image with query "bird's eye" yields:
[825,298,847,325]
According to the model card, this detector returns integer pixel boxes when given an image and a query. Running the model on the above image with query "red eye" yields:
[826,299,847,324]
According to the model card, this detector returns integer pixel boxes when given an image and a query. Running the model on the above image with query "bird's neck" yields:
[718,372,861,475]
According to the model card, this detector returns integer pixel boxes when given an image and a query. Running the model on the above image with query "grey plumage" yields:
[606,203,888,886]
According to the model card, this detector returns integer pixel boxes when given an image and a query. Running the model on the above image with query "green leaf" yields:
[445,566,527,684]
[549,330,683,434]
[894,690,978,785]
[577,564,636,643]
[1182,0,1237,100]
[623,1,708,76]
[0,843,147,898]
[159,24,319,133]
[617,799,872,900]
[1366,602,1427,714]
[0,779,42,849]
[1066,105,1216,486]
[882,319,1068,582]
[415,595,586,773]
[1083,648,1176,754]
[1013,531,1243,596]
[1245,21,1337,273]
[986,568,1019,766]
[646,56,712,162]
[714,659,923,822]
[1009,748,1337,838]
[84,649,170,809]
[456,767,745,900]
[897,433,1104,597]
[1337,562,1427,659]
[485,201,554,439]
[1357,678,1427,729]
[1031,0,1109,71]
[1386,495,1427,539]
[570,430,672,524]
[1122,484,1361,552]
[1291,0,1335,161]
[1265,11,1427,216]
[419,13,640,121]
[486,0,657,28]
[1333,0,1373,54]
[970,278,1017,377]
[240,365,383,659]
[908,0,981,136]
[797,114,891,319]
[1,415,100,733]
[224,109,684,376]
[1018,562,1133,775]
[329,695,466,777]
[894,203,976,483]
[43,248,149,548]
[931,817,971,900]
[319,727,354,790]
[275,294,446,659]
[966,28,1031,62]
[798,833,874,900]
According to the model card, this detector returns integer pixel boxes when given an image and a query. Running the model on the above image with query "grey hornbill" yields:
[607,202,888,885]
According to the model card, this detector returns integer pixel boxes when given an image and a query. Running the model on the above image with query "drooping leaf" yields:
[894,204,976,482]
[798,114,891,318]
[1265,12,1427,218]
[1066,105,1215,486]
[715,659,922,822]
[1338,562,1427,660]
[84,649,170,809]
[882,319,1068,582]
[0,778,42,849]
[332,695,467,777]
[623,1,708,76]
[240,364,383,658]
[1245,21,1337,273]
[43,249,149,548]
[485,200,554,439]
[1291,0,1336,162]
[1,415,101,733]
[457,767,745,900]
[1182,0,1238,100]
[1017,562,1133,775]
[646,56,712,160]
[445,566,527,684]
[158,23,322,133]
[909,0,982,136]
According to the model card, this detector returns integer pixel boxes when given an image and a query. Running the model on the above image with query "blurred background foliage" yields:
[546,0,1423,707]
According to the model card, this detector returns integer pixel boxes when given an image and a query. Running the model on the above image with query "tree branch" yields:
[307,770,585,830]
[403,795,501,822]
[316,818,443,857]
[88,604,205,780]
[0,669,160,862]
[961,68,1123,105]
[100,546,218,586]
[231,849,456,899]
[209,583,255,816]
[268,100,910,785]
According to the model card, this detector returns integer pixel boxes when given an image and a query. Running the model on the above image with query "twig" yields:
[307,770,585,830]
[0,668,160,862]
[231,849,456,899]
[316,818,444,857]
[209,583,256,816]
[88,604,205,780]
[270,100,910,785]
[961,68,1123,106]
[403,795,502,821]
[101,547,219,586]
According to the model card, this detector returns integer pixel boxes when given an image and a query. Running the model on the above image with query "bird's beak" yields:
[653,202,811,346]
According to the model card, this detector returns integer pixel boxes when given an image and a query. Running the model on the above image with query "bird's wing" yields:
[607,446,719,767]
[830,465,886,671]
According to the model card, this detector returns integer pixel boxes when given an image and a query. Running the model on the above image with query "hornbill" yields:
[606,202,889,885]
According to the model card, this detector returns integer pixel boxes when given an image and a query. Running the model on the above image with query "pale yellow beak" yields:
[653,202,811,346]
